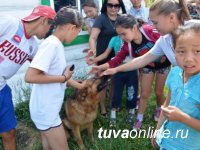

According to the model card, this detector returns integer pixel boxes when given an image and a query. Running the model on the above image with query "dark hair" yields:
[54,7,83,28]
[172,22,200,47]
[115,14,145,29]
[150,0,191,24]
[101,0,126,14]
[82,0,98,9]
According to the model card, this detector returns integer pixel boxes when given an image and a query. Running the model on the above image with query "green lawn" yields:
[0,84,166,150]
[66,91,158,150]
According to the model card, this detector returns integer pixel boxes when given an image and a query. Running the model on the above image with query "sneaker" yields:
[132,119,142,130]
[101,112,108,118]
[126,113,134,123]
[109,118,116,128]
[154,108,161,121]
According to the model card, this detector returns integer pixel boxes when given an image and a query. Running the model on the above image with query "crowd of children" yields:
[0,0,200,149]
[88,14,171,129]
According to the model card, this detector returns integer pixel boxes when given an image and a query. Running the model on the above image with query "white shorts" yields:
[31,114,62,131]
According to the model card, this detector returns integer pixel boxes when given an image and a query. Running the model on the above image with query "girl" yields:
[0,5,56,150]
[25,7,85,150]
[88,0,126,117]
[152,22,200,150]
[89,14,171,129]
[82,0,99,34]
[101,0,191,76]
[87,35,138,127]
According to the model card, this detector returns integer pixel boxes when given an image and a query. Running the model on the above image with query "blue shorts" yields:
[0,85,17,133]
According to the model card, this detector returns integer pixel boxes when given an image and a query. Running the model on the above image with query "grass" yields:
[0,0,159,148]
[65,86,159,150]
[0,83,165,150]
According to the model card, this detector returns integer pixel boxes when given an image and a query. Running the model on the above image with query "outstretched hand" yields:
[79,80,87,89]
[88,66,103,74]
[85,56,95,65]
[87,49,94,57]
[101,68,118,76]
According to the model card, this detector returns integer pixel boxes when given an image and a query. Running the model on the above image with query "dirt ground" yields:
[16,122,41,150]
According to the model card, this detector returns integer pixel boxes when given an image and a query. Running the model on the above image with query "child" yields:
[0,5,56,150]
[88,0,127,117]
[101,0,191,75]
[89,14,171,129]
[87,35,138,127]
[82,0,99,34]
[25,7,84,150]
[128,0,151,24]
[152,22,200,150]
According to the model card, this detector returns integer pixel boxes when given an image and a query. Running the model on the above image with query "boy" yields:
[0,5,56,150]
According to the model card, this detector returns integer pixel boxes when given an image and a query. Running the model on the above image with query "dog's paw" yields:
[90,138,95,144]
[79,145,87,150]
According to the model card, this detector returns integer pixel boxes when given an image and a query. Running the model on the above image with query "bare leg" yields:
[99,88,107,115]
[1,129,16,150]
[108,79,114,108]
[138,73,154,114]
[40,124,69,150]
[155,72,169,107]
[41,133,51,150]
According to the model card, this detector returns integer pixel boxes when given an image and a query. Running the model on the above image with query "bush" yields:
[15,100,34,127]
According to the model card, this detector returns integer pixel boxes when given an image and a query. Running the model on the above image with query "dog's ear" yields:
[76,87,88,101]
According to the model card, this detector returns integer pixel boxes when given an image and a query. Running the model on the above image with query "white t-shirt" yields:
[0,15,38,90]
[150,34,177,66]
[128,6,150,24]
[150,20,200,66]
[29,35,67,130]
[86,17,95,28]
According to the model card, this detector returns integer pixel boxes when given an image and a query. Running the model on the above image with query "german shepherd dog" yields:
[63,76,110,150]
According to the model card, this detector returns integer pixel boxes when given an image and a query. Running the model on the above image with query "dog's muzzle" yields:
[97,75,111,92]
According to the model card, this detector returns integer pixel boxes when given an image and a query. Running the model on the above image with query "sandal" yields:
[101,112,108,118]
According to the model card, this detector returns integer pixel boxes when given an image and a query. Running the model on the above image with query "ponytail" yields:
[150,0,191,24]
[179,0,191,22]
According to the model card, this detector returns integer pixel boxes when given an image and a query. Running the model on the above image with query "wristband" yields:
[63,74,67,83]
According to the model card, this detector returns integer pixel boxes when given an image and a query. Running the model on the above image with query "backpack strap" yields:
[128,42,133,59]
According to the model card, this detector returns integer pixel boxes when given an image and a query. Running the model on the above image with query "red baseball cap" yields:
[22,5,56,22]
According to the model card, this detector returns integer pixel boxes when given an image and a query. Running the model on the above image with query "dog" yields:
[63,76,110,150]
